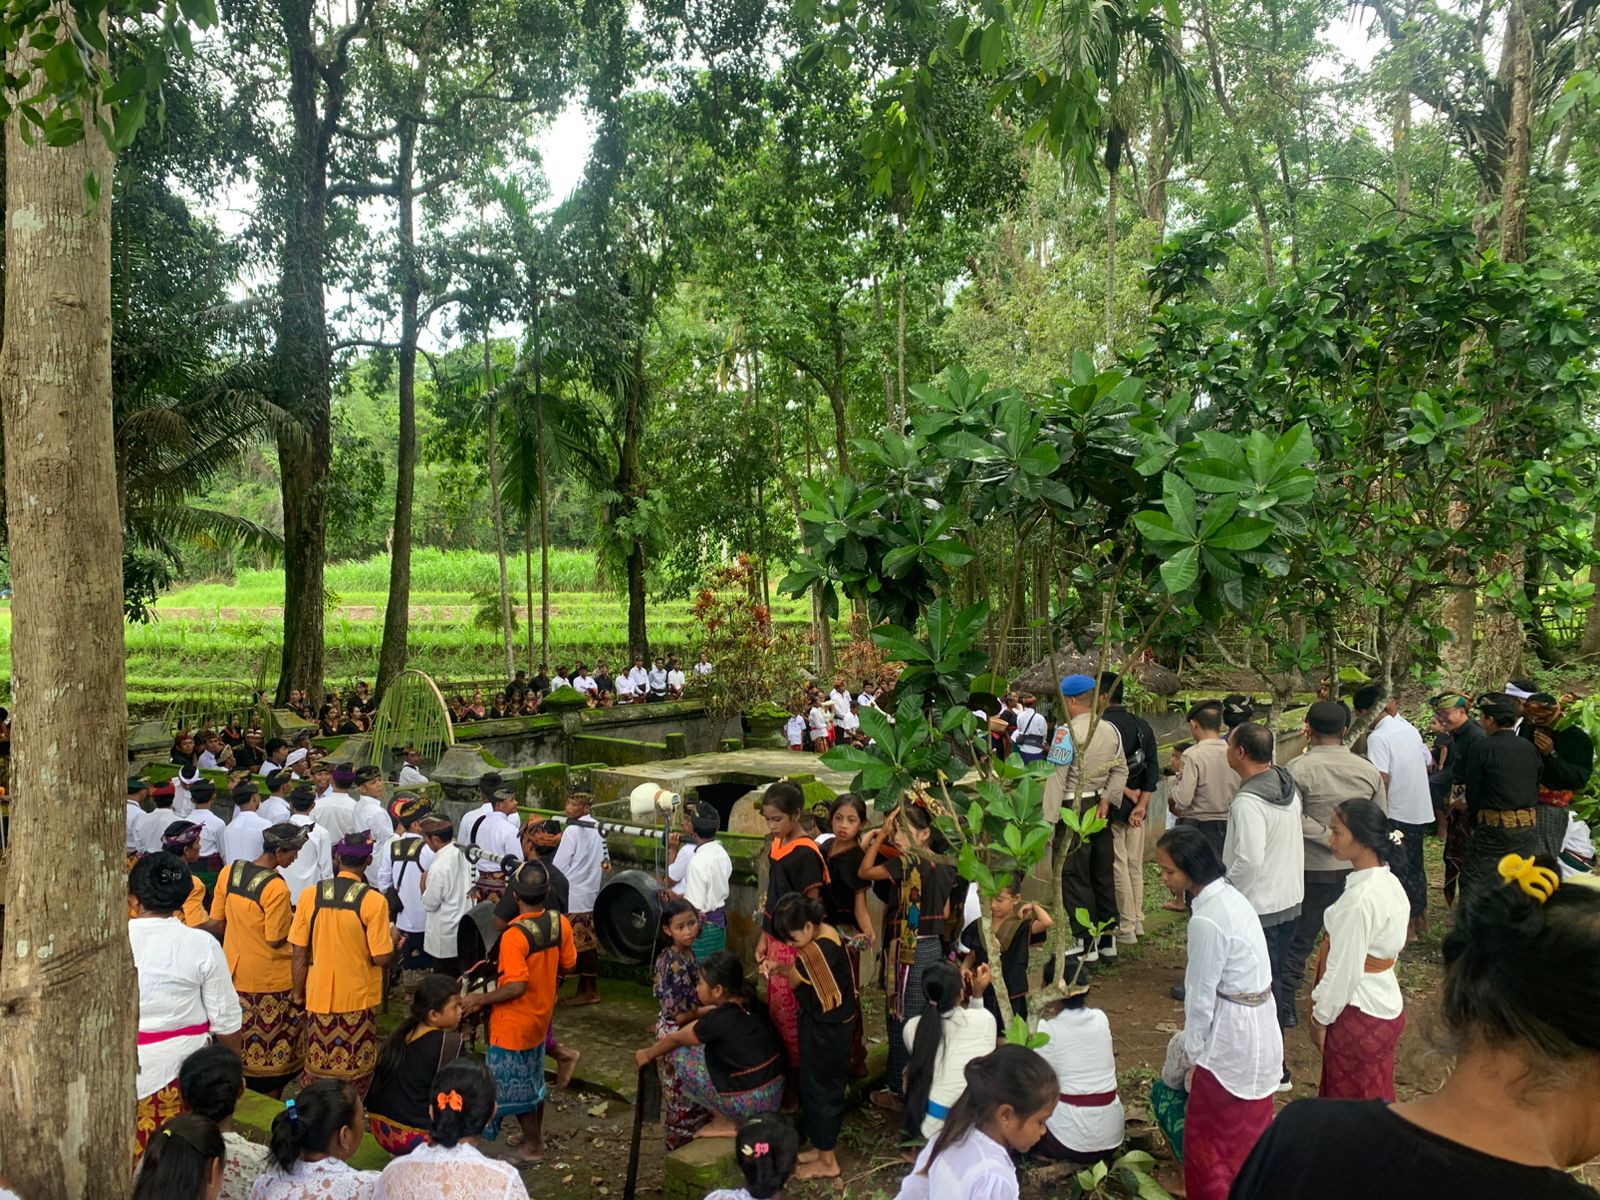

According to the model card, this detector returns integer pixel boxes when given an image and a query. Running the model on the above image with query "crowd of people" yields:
[106,661,1600,1200]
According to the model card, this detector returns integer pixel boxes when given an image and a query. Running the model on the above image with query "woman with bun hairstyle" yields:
[130,852,243,1160]
[1233,853,1600,1200]
[373,1059,528,1199]
[1310,797,1411,1100]
[249,1078,377,1200]
[133,1113,227,1200]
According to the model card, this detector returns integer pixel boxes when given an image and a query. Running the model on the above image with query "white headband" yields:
[1504,682,1534,700]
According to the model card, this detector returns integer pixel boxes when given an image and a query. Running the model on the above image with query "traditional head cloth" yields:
[285,748,309,767]
[417,815,454,839]
[354,765,382,786]
[289,784,317,811]
[229,779,258,804]
[161,821,201,850]
[1059,674,1096,698]
[1476,692,1518,723]
[393,795,431,824]
[491,786,519,806]
[189,778,217,804]
[1306,699,1351,736]
[566,790,594,810]
[178,766,204,788]
[333,831,375,861]
[689,801,721,839]
[1222,694,1255,726]
[477,772,504,796]
[128,776,150,794]
[1430,691,1471,712]
[150,779,177,800]
[1504,679,1536,700]
[332,763,358,788]
[510,859,551,902]
[263,822,308,852]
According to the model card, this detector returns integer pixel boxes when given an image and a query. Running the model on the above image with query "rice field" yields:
[0,548,811,708]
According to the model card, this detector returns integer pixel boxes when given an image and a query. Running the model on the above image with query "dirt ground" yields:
[464,845,1594,1199]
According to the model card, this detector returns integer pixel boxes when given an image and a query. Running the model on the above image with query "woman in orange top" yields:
[461,860,575,1168]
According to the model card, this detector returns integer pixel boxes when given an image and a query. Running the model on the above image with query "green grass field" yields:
[0,549,811,708]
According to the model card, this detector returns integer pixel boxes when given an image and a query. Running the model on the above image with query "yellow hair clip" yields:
[1498,854,1560,904]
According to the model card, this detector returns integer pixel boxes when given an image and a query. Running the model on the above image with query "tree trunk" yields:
[0,73,137,1198]
[377,118,420,693]
[537,400,551,675]
[1393,9,1413,213]
[1581,512,1600,658]
[484,335,515,679]
[525,520,536,675]
[895,211,907,425]
[1198,0,1276,284]
[1105,164,1118,351]
[621,349,648,659]
[1440,500,1476,681]
[1498,0,1533,264]
[273,0,349,703]
[828,304,850,474]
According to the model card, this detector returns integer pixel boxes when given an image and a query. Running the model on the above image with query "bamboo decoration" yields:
[365,668,455,767]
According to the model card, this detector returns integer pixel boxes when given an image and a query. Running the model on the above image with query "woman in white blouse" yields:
[1033,986,1125,1163]
[374,1060,528,1200]
[1154,826,1283,1200]
[249,1079,379,1200]
[901,961,999,1143]
[1311,797,1410,1100]
[130,853,244,1158]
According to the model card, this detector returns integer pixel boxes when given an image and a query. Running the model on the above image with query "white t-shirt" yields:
[627,666,649,689]
[1036,1007,1125,1153]
[550,674,571,691]
[573,674,596,693]
[312,790,358,842]
[397,763,430,786]
[552,818,606,914]
[684,840,732,913]
[616,674,638,699]
[829,689,852,719]
[422,842,474,958]
[808,705,832,739]
[694,660,713,676]
[667,668,686,691]
[903,1001,1000,1138]
[259,795,292,825]
[1364,713,1435,825]
[648,667,669,691]
[785,715,805,747]
[135,806,179,854]
[281,813,333,903]
[130,917,242,1097]
[191,807,228,859]
[225,809,272,863]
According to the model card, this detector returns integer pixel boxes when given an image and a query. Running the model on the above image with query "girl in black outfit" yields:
[1233,853,1600,1200]
[824,794,873,1075]
[755,780,829,1071]
[364,973,465,1154]
[770,893,858,1182]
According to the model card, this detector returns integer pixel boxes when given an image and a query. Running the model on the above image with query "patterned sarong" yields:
[887,934,944,1095]
[1149,1078,1186,1163]
[1183,1066,1272,1200]
[302,1008,378,1095]
[134,1079,184,1161]
[673,1043,784,1121]
[1319,1006,1405,1101]
[485,1043,547,1140]
[239,989,303,1083]
[692,910,727,962]
[569,911,599,953]
[763,940,800,1067]
[368,1113,429,1155]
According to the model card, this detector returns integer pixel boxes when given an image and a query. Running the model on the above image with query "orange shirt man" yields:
[208,822,305,1091]
[289,833,394,1093]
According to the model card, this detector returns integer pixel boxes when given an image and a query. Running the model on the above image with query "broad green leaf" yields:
[1133,510,1189,544]
[1159,545,1200,593]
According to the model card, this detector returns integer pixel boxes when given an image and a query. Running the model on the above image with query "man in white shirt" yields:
[1354,685,1436,935]
[666,658,686,699]
[351,766,397,886]
[615,671,638,704]
[626,656,649,697]
[838,702,862,745]
[258,772,294,825]
[807,696,833,751]
[785,711,805,751]
[553,792,607,1003]
[462,773,503,856]
[134,782,181,854]
[126,777,151,860]
[395,745,430,786]
[473,787,524,893]
[648,657,669,701]
[377,797,436,968]
[572,664,597,695]
[550,665,572,691]
[308,761,357,842]
[1011,694,1050,764]
[419,816,474,975]
[828,679,852,723]
[189,780,230,872]
[1224,722,1304,1075]
[197,729,234,772]
[676,802,732,957]
[224,784,272,863]
[857,685,876,709]
[281,785,333,904]
[259,738,291,778]
[694,656,712,677]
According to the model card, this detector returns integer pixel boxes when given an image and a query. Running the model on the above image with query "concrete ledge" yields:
[572,734,670,766]
[664,1135,744,1199]
[233,1089,392,1172]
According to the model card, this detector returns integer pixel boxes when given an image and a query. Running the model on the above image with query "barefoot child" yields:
[823,795,873,1074]
[634,951,784,1137]
[961,880,1052,1026]
[653,900,711,1148]
[894,1044,1060,1200]
[704,1115,799,1200]
[755,782,829,1070]
[553,791,606,1005]
[364,973,465,1154]
[461,861,576,1167]
[768,893,857,1181]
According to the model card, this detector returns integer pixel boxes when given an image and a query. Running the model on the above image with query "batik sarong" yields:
[239,989,303,1084]
[763,939,801,1067]
[653,947,710,1148]
[672,1043,784,1121]
[134,1079,184,1161]
[1319,1006,1405,1102]
[484,1043,547,1140]
[691,908,727,961]
[302,1008,378,1095]
[569,911,599,953]
[1182,1066,1272,1200]
[368,1113,428,1155]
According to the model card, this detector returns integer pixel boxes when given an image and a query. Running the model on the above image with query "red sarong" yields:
[1319,1006,1404,1101]
[1182,1066,1273,1200]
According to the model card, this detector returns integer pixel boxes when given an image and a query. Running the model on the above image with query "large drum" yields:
[594,869,663,964]
[456,900,503,981]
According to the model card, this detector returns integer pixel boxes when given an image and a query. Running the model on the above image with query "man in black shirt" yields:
[1519,692,1594,858]
[1430,692,1484,906]
[1459,692,1541,904]
[1097,672,1161,945]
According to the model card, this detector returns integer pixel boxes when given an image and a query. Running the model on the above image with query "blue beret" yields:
[1060,674,1097,697]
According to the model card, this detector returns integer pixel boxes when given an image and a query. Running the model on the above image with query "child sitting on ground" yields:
[653,899,710,1148]
[902,961,998,1148]
[364,973,465,1155]
[634,951,785,1137]
[703,1115,799,1200]
[767,893,858,1181]
[552,791,606,1005]
[372,1059,529,1200]
[177,1045,269,1200]
[960,880,1052,1027]
[1032,983,1125,1165]
[894,1045,1060,1200]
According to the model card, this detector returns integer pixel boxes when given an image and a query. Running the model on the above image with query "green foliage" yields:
[367,670,455,762]
[1068,1150,1173,1200]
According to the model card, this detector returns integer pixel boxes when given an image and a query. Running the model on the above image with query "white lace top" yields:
[373,1141,529,1200]
[221,1131,272,1200]
[248,1157,380,1200]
